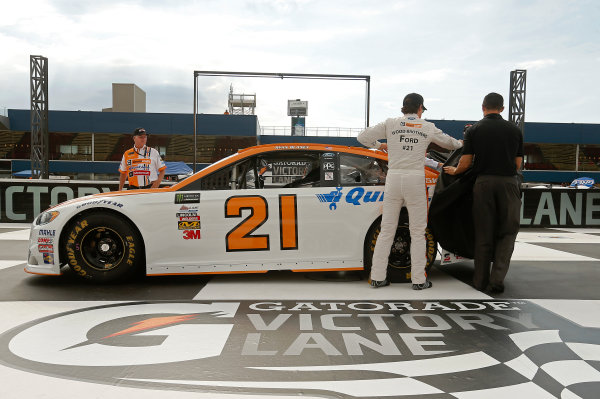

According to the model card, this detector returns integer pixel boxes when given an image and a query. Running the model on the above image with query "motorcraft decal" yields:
[1,300,598,398]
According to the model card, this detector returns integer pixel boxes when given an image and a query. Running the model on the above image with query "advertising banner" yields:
[520,188,600,227]
[0,180,117,223]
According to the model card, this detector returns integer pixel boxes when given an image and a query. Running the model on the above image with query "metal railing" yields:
[260,126,363,137]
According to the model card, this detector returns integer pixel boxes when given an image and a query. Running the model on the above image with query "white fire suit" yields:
[357,114,462,284]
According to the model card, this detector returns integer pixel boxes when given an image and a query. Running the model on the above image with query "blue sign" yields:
[570,177,595,188]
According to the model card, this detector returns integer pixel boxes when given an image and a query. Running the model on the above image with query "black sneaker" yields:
[485,283,505,294]
[412,281,433,290]
[370,279,390,288]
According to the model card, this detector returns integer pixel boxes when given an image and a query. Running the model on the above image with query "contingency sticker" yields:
[175,193,200,204]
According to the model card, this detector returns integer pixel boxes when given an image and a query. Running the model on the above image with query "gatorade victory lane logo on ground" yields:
[1,301,599,398]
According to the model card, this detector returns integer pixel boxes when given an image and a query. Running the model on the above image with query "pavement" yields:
[0,224,599,399]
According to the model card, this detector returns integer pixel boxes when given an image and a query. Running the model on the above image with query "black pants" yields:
[472,175,521,290]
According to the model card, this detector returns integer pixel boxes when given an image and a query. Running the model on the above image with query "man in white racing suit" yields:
[358,93,463,290]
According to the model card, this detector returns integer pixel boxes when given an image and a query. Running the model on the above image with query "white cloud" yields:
[517,59,557,70]
[383,69,454,85]
[1,0,599,124]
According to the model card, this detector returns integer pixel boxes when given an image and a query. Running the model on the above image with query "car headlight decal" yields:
[36,211,60,225]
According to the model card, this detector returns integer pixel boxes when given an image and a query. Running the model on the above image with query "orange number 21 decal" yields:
[225,195,298,252]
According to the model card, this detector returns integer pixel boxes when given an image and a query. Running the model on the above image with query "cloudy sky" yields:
[1,0,599,130]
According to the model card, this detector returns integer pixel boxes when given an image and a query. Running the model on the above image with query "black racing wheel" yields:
[63,212,144,282]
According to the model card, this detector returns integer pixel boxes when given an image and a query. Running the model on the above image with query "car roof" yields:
[171,143,387,191]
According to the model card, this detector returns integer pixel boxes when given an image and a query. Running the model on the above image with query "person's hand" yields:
[443,166,457,175]
[378,143,388,152]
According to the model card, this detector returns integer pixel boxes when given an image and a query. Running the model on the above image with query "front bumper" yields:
[26,225,62,276]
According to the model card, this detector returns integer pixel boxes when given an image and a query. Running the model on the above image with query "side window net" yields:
[339,154,387,186]
[258,154,321,188]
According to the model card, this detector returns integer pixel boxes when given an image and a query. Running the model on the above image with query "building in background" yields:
[0,109,599,183]
[102,83,146,113]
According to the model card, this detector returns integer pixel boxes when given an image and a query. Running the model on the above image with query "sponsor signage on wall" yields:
[520,188,600,227]
[0,180,117,223]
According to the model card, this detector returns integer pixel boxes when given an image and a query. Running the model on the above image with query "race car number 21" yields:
[225,194,298,252]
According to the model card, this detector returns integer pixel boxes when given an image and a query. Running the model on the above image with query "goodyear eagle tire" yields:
[64,212,143,283]
[365,215,437,283]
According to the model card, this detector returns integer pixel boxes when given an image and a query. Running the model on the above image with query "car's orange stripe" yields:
[24,268,62,276]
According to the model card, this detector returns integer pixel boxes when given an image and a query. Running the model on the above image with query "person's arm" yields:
[118,172,127,191]
[430,126,463,151]
[424,157,440,170]
[515,129,524,170]
[151,148,166,188]
[443,154,473,175]
[118,153,128,191]
[357,121,386,150]
[152,168,166,188]
[515,156,523,170]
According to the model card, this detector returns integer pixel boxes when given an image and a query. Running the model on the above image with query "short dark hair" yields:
[401,93,426,114]
[482,93,504,110]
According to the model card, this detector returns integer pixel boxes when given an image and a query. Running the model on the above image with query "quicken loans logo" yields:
[316,187,384,210]
[2,300,599,398]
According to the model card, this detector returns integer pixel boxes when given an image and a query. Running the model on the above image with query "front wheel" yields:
[364,215,437,283]
[63,212,144,283]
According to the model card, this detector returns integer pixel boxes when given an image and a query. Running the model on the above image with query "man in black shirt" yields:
[444,93,523,293]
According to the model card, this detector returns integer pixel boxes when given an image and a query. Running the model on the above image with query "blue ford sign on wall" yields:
[570,177,595,188]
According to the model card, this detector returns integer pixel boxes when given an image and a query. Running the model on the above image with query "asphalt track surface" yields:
[0,225,599,399]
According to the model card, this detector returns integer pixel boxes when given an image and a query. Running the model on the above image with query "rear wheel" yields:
[63,212,144,283]
[364,214,437,283]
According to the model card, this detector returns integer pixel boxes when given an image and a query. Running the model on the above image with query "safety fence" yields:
[260,126,363,137]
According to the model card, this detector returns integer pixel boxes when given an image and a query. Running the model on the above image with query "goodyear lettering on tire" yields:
[65,219,89,277]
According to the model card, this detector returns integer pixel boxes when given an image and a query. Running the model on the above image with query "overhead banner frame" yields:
[192,70,371,172]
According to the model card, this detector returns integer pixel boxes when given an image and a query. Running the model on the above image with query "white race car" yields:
[27,143,439,283]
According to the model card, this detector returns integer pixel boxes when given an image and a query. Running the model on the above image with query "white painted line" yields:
[123,376,443,397]
[193,267,491,301]
[451,381,557,399]
[0,229,30,241]
[0,260,25,270]
[516,231,600,243]
[548,227,600,234]
[511,242,598,261]
[527,299,600,328]
[0,223,32,229]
